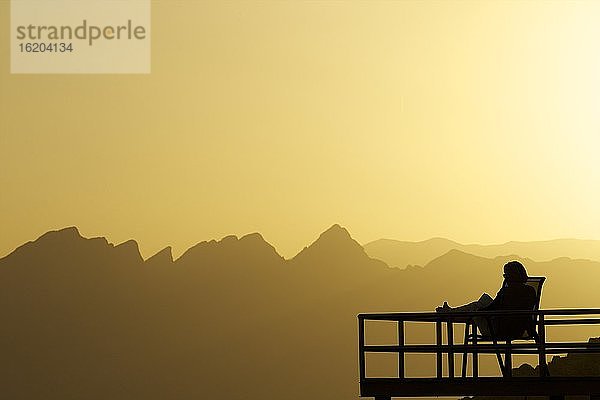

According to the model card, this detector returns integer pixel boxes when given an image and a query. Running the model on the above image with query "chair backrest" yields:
[501,276,545,307]
[525,276,545,312]
[497,276,545,340]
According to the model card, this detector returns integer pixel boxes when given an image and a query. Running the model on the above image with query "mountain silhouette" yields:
[146,246,174,266]
[365,237,600,268]
[114,239,144,263]
[1,226,600,399]
[292,223,387,269]
[177,232,283,267]
[365,237,462,267]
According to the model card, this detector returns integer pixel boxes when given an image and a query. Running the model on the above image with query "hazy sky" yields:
[2,1,600,258]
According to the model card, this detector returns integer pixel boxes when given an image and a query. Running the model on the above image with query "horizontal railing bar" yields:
[365,347,600,354]
[363,348,573,355]
[359,376,600,396]
[362,348,600,354]
[544,318,600,325]
[358,308,600,321]
[363,343,600,351]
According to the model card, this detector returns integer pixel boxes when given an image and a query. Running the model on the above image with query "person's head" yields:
[503,260,528,284]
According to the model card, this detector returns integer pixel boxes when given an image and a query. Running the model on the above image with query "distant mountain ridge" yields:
[364,237,600,268]
[2,225,600,399]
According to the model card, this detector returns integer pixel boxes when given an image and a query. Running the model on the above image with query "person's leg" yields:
[473,294,494,336]
[450,300,480,312]
[474,316,491,337]
[442,293,493,312]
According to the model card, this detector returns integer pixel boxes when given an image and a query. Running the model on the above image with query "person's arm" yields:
[480,287,504,311]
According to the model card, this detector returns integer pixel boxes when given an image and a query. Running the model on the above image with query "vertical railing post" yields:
[436,320,443,379]
[505,339,512,377]
[472,323,479,378]
[462,322,470,377]
[398,319,405,379]
[538,313,548,377]
[359,316,365,381]
[447,321,454,378]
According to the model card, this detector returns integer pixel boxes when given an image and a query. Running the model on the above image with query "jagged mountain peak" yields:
[40,226,82,239]
[307,224,357,251]
[319,223,351,240]
[115,239,139,250]
[114,239,143,263]
[176,232,283,267]
[146,246,173,265]
[2,226,88,262]
[291,224,378,267]
[240,232,266,243]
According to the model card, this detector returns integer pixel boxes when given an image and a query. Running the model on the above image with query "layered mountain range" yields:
[1,225,599,399]
[365,237,600,268]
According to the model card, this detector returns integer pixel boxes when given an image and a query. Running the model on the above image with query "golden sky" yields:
[2,1,600,259]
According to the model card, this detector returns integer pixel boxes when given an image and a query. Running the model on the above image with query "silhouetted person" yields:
[436,261,537,338]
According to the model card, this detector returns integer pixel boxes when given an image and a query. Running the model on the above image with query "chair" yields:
[461,276,547,378]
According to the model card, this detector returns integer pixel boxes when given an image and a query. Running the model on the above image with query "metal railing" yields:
[358,308,600,381]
